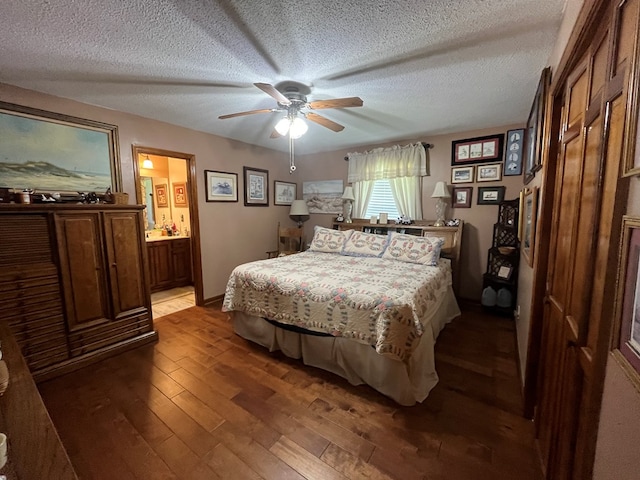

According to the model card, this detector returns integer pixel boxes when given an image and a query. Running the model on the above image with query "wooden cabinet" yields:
[0,204,157,382]
[147,238,192,292]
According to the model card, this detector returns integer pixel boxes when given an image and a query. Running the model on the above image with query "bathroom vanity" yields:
[146,236,192,293]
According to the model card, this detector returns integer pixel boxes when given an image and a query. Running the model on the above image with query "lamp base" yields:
[344,201,353,223]
[434,198,447,227]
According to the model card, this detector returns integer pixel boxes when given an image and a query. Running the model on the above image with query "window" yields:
[364,180,400,219]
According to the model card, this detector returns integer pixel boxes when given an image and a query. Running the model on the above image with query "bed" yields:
[222,225,462,406]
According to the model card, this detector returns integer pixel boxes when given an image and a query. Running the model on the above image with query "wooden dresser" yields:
[0,204,158,382]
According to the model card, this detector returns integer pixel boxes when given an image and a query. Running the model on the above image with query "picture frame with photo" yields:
[243,166,269,206]
[205,170,238,202]
[615,216,640,374]
[476,163,503,182]
[451,165,475,184]
[274,180,296,206]
[172,182,187,207]
[505,128,525,176]
[477,186,506,205]
[452,186,473,208]
[451,134,505,166]
[154,184,168,208]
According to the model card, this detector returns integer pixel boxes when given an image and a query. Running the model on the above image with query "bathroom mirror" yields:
[141,176,174,230]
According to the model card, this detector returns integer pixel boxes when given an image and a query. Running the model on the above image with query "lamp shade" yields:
[289,117,308,139]
[275,117,290,136]
[431,181,449,198]
[342,186,355,201]
[142,156,154,169]
[289,200,309,216]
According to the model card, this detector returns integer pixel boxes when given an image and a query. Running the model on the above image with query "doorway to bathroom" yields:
[132,146,203,318]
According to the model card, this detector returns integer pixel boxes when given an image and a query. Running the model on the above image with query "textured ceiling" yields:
[0,0,566,155]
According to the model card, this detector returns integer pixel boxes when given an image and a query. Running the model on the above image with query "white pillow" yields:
[341,231,389,257]
[382,232,444,265]
[309,226,353,254]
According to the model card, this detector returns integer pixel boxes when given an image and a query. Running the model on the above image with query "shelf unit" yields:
[482,199,520,316]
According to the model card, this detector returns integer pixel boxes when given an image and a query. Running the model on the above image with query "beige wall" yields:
[0,82,300,299]
[299,127,524,301]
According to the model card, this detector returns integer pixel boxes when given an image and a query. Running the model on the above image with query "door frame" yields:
[131,145,204,307]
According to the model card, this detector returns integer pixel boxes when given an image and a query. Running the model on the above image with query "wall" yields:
[0,82,300,300]
[298,127,524,301]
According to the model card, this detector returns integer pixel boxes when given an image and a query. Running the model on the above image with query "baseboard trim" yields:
[203,294,224,307]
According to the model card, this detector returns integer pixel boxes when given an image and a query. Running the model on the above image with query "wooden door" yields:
[55,212,111,331]
[103,211,147,319]
[535,1,638,478]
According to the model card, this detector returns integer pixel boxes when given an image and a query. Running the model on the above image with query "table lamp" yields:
[289,200,310,227]
[342,186,355,223]
[431,181,450,227]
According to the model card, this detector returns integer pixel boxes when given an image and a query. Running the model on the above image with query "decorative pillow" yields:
[341,231,389,257]
[309,226,353,254]
[382,232,444,265]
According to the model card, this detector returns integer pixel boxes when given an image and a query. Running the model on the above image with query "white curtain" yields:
[389,176,423,220]
[352,180,374,218]
[347,143,428,183]
[347,143,427,219]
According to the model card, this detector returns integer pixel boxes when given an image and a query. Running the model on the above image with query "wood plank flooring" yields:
[39,305,542,480]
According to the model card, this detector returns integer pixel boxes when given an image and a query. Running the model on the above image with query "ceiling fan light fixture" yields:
[275,117,291,136]
[289,117,308,139]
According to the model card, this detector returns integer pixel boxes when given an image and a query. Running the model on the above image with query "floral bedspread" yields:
[222,251,453,363]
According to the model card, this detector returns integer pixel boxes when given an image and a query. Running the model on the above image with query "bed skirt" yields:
[230,285,461,406]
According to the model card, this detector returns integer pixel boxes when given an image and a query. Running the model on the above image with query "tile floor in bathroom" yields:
[150,285,195,319]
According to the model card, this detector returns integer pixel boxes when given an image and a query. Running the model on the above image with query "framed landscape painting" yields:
[0,101,121,193]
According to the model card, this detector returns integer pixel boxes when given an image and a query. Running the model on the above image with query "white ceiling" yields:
[0,0,566,155]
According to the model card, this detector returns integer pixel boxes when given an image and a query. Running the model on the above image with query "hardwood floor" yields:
[39,305,541,480]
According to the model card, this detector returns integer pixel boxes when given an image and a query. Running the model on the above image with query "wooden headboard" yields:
[333,219,464,295]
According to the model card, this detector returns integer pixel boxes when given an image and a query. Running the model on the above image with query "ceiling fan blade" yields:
[254,82,291,105]
[270,129,282,138]
[218,108,274,120]
[306,113,345,132]
[308,97,363,110]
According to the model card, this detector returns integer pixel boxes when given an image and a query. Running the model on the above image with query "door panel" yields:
[55,213,110,331]
[104,212,147,318]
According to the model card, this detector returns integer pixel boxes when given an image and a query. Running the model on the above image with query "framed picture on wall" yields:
[205,170,238,202]
[615,216,640,374]
[451,166,475,184]
[243,166,269,206]
[524,67,551,184]
[522,186,539,266]
[452,186,473,208]
[154,184,168,207]
[274,180,296,206]
[172,182,187,207]
[505,128,525,176]
[451,134,505,166]
[476,163,502,182]
[477,186,505,205]
[0,100,122,194]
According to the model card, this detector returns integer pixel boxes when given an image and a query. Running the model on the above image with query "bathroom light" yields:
[142,155,154,169]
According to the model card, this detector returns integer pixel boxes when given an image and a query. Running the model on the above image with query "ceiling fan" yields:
[218,81,363,137]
